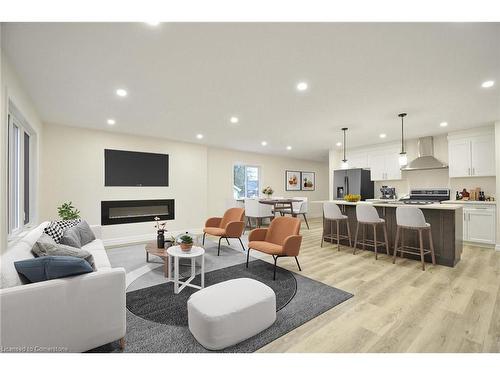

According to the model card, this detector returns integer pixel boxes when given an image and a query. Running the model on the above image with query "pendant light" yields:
[341,127,349,169]
[398,113,408,166]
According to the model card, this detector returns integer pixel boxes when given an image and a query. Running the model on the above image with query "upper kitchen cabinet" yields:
[367,148,402,181]
[448,130,495,178]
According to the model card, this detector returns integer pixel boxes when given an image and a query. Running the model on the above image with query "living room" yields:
[1,1,500,374]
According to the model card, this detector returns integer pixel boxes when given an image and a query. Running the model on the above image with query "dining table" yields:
[236,198,303,216]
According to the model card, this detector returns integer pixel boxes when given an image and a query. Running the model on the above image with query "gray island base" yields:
[319,201,463,267]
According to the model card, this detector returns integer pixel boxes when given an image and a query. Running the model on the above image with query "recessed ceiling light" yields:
[296,82,308,91]
[261,141,267,146]
[196,134,203,139]
[116,89,128,97]
[230,116,239,124]
[481,80,495,88]
[145,21,160,26]
[379,133,387,139]
[336,142,342,147]
[107,119,116,125]
[286,146,292,150]
[440,122,448,127]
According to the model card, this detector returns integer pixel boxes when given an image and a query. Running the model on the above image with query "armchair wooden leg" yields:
[246,248,251,268]
[217,237,222,256]
[119,337,126,351]
[302,213,310,229]
[295,256,302,271]
[202,232,206,245]
[238,237,246,252]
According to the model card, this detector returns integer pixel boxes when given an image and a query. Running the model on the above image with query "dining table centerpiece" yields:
[262,186,274,199]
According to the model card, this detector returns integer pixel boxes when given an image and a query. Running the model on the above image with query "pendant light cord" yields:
[341,127,348,162]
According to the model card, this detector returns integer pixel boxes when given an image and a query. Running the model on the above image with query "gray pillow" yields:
[32,233,95,270]
[60,226,82,248]
[15,256,93,283]
[75,220,96,246]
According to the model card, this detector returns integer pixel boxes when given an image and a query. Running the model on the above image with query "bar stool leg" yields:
[393,226,400,264]
[330,220,334,248]
[346,220,352,247]
[336,220,340,251]
[418,229,425,271]
[362,224,366,251]
[428,228,436,265]
[373,224,378,260]
[321,217,325,247]
[401,228,405,259]
[353,222,359,254]
[383,223,390,255]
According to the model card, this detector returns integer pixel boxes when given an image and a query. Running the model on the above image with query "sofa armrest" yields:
[204,217,222,228]
[283,235,302,256]
[248,228,268,242]
[0,267,126,352]
[225,221,245,238]
[90,225,102,240]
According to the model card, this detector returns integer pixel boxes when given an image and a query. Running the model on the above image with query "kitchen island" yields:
[314,200,463,267]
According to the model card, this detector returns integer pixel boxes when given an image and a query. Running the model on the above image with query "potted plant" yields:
[57,201,81,220]
[262,186,274,199]
[178,234,194,251]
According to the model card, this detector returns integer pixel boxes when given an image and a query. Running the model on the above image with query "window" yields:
[233,165,261,199]
[7,101,35,235]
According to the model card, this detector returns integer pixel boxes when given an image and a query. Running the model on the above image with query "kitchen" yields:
[323,124,498,266]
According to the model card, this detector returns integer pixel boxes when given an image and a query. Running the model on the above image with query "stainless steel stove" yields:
[399,189,450,205]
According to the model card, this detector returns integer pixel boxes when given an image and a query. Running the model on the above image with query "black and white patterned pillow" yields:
[43,221,64,243]
[57,218,82,231]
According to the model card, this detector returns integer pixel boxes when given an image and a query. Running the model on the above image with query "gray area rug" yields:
[91,238,353,352]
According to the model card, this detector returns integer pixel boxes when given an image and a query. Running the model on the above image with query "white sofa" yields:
[0,222,126,353]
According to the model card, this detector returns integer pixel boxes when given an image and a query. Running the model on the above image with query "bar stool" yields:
[393,206,436,271]
[321,202,352,250]
[353,203,390,259]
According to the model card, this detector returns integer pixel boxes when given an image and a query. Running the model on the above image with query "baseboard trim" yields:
[496,244,500,252]
[103,228,203,248]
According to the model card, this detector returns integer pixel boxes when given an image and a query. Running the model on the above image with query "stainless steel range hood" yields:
[401,136,448,171]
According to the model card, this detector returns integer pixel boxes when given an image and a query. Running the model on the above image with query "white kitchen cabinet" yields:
[367,149,402,181]
[463,206,496,245]
[348,152,369,169]
[448,135,495,177]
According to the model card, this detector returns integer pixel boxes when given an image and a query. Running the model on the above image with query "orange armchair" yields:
[203,207,246,255]
[247,216,303,280]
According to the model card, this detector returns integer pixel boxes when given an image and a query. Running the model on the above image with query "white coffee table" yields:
[167,245,205,294]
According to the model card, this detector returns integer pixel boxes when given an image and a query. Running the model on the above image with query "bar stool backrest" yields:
[356,203,381,223]
[323,202,344,220]
[396,206,427,228]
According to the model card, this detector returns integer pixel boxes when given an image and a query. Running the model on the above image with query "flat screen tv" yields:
[104,149,169,187]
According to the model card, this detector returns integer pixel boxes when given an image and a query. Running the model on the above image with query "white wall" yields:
[40,124,329,245]
[495,121,500,250]
[207,147,328,218]
[329,131,496,200]
[1,36,44,252]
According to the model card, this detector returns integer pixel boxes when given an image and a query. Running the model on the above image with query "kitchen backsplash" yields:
[374,169,496,199]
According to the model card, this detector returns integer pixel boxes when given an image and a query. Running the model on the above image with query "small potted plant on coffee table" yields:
[178,234,194,252]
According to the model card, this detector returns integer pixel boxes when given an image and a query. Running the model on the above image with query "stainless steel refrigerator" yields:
[333,168,374,200]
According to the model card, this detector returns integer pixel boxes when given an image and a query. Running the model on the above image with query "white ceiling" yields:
[2,22,500,161]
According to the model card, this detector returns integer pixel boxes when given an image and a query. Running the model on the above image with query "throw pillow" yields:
[14,256,93,283]
[57,218,82,231]
[59,226,82,248]
[31,233,95,269]
[43,221,64,243]
[74,220,96,246]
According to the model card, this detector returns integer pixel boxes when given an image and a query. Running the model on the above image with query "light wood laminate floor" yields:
[257,218,500,353]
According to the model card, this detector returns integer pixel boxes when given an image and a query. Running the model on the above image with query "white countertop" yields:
[441,200,496,206]
[312,200,463,210]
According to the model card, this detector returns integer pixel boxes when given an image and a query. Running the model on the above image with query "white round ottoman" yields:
[187,278,276,350]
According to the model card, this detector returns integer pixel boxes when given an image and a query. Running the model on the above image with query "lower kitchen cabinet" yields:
[463,206,496,245]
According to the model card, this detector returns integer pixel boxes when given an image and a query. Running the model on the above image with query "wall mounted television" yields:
[104,149,169,187]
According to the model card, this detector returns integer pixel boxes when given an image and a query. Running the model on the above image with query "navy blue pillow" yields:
[14,256,93,283]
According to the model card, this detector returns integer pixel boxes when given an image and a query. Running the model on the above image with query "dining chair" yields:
[244,198,274,228]
[281,197,310,229]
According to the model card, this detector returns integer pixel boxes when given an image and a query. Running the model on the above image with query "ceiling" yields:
[2,22,500,162]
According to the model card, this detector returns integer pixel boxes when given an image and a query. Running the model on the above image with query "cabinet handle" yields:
[468,167,471,175]
[472,167,475,175]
